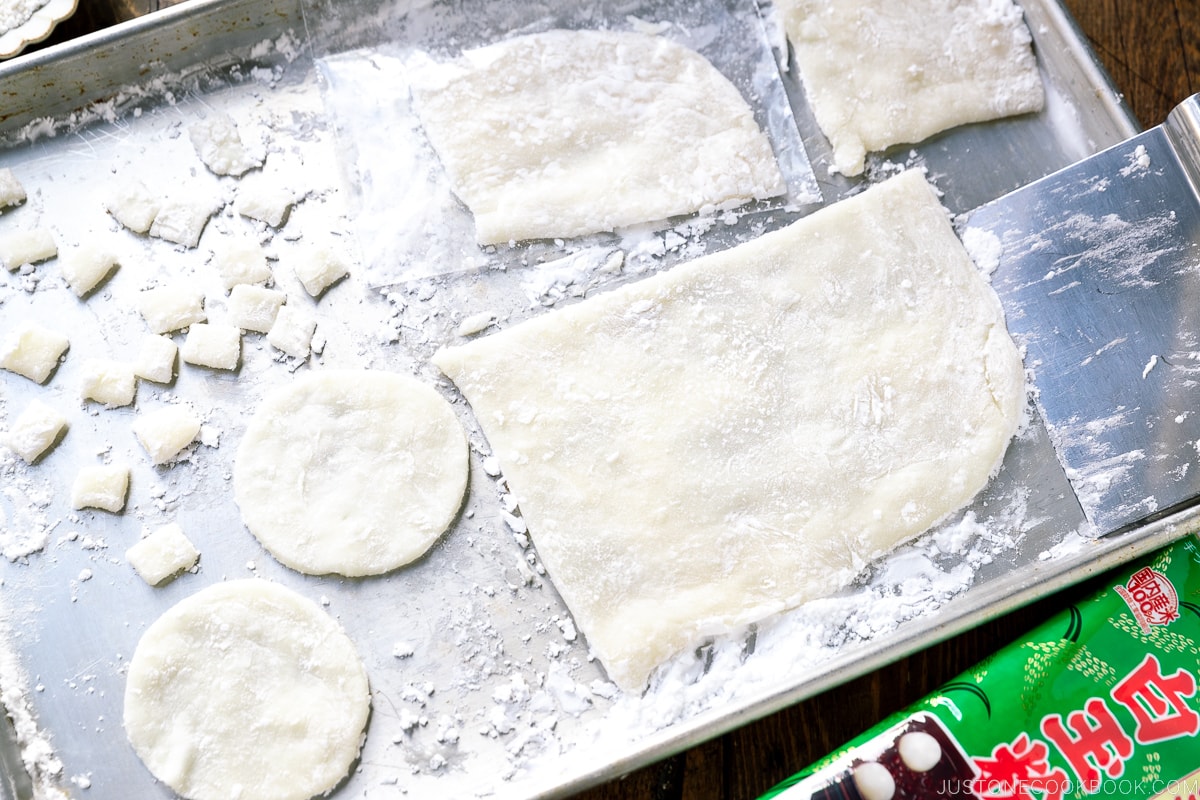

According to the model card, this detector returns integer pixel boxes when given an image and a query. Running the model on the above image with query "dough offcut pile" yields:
[433,170,1027,690]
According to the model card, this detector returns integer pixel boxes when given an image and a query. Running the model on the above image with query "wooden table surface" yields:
[23,2,1200,798]
[573,2,1200,799]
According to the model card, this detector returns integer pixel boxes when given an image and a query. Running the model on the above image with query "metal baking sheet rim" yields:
[0,0,1172,797]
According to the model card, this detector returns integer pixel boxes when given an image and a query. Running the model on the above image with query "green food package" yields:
[760,534,1200,800]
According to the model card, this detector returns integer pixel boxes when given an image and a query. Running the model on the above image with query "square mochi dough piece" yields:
[777,0,1044,176]
[0,168,27,210]
[126,523,200,586]
[0,324,69,384]
[266,304,317,359]
[236,181,294,228]
[60,244,119,296]
[0,228,57,271]
[136,284,206,334]
[294,247,349,297]
[4,401,67,463]
[133,405,202,465]
[72,464,130,513]
[106,180,160,234]
[228,285,286,333]
[80,359,138,407]
[211,236,273,290]
[432,170,1026,691]
[134,334,178,384]
[180,323,241,370]
[149,196,221,248]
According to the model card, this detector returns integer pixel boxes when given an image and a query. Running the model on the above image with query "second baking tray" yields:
[0,0,1190,798]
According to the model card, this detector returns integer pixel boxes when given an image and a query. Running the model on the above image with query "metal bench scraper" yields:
[963,93,1200,536]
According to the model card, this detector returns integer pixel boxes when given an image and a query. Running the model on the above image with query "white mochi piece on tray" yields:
[431,170,1027,690]
[0,168,26,210]
[293,247,348,297]
[0,228,57,271]
[79,359,138,407]
[133,334,178,384]
[136,284,206,334]
[235,180,294,227]
[188,113,262,177]
[124,580,370,800]
[409,29,786,245]
[133,405,202,465]
[106,180,161,234]
[59,243,119,296]
[0,323,69,384]
[777,0,1044,176]
[4,400,67,464]
[233,370,469,577]
[149,195,221,248]
[180,323,241,370]
[126,523,199,586]
[227,284,285,333]
[211,236,272,290]
[266,304,316,359]
[71,464,130,513]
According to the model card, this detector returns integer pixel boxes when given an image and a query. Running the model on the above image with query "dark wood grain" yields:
[571,3,1200,799]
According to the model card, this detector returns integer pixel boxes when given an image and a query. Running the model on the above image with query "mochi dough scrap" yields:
[4,400,67,463]
[79,359,138,407]
[236,181,294,228]
[149,196,221,248]
[777,0,1045,176]
[136,284,206,334]
[133,334,178,384]
[211,236,272,290]
[123,580,370,800]
[0,323,69,383]
[0,228,57,271]
[233,370,469,577]
[133,405,202,465]
[60,244,119,296]
[266,304,316,359]
[71,464,130,513]
[180,323,241,371]
[431,170,1027,690]
[107,180,161,234]
[126,523,199,586]
[188,113,262,177]
[293,247,348,297]
[409,29,785,244]
[227,284,286,333]
[0,168,26,210]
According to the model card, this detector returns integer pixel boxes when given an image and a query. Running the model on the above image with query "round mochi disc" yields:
[123,580,370,800]
[233,369,469,576]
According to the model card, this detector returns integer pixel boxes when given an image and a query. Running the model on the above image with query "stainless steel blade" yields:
[964,93,1200,535]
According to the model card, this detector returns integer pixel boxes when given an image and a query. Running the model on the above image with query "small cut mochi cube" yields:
[133,405,201,465]
[4,401,67,463]
[228,284,286,333]
[189,113,260,177]
[0,228,57,271]
[126,523,200,586]
[267,304,316,359]
[136,284,206,334]
[0,324,69,383]
[60,244,119,296]
[149,195,220,249]
[180,323,241,370]
[0,168,26,210]
[79,359,137,407]
[236,181,294,228]
[133,334,178,384]
[211,236,272,290]
[106,180,160,234]
[71,464,130,513]
[294,247,349,297]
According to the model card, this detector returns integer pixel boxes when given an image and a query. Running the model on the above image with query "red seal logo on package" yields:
[1115,567,1180,633]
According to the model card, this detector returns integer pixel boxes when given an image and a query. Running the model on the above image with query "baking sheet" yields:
[0,0,1194,798]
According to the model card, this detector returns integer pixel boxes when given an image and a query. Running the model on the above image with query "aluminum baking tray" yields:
[1,1,1194,798]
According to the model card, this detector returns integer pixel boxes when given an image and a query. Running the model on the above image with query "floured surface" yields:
[433,170,1027,690]
[123,580,370,800]
[778,0,1045,176]
[233,369,469,577]
[409,29,785,244]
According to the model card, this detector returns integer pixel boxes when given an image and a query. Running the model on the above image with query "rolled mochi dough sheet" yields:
[408,28,786,244]
[777,0,1044,176]
[233,369,469,576]
[123,579,370,800]
[432,169,1027,691]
